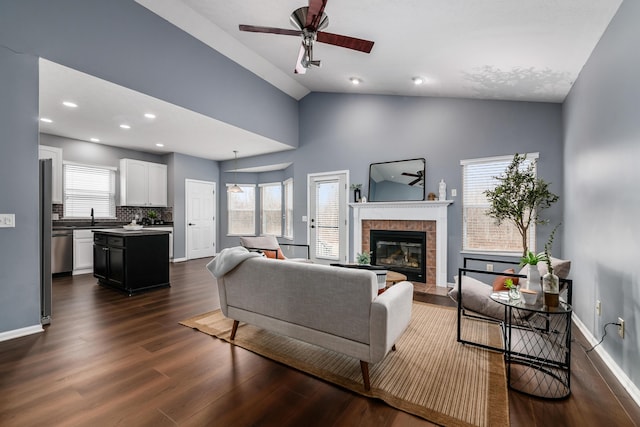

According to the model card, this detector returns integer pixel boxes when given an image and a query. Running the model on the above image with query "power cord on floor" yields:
[575,322,622,353]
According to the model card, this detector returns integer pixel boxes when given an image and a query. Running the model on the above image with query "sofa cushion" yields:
[492,269,519,291]
[240,235,280,251]
[449,275,506,320]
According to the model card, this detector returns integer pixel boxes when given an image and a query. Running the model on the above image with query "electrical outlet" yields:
[618,318,625,339]
[596,300,601,316]
[451,189,457,197]
[486,263,493,272]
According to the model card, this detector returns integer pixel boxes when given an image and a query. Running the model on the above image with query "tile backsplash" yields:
[52,204,173,223]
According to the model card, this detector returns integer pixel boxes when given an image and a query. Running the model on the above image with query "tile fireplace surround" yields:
[351,201,452,287]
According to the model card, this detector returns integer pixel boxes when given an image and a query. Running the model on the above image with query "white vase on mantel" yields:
[526,264,542,303]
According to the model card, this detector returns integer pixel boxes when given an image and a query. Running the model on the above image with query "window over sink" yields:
[63,162,116,218]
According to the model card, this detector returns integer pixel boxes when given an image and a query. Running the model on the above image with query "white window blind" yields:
[227,185,256,235]
[283,178,293,239]
[315,180,340,259]
[260,183,282,236]
[461,153,538,254]
[63,163,116,218]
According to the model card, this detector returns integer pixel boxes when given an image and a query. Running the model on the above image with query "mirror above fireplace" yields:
[368,158,426,202]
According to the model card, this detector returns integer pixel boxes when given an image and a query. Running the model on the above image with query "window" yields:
[63,162,116,218]
[227,184,256,235]
[283,178,293,239]
[259,182,282,236]
[461,153,538,254]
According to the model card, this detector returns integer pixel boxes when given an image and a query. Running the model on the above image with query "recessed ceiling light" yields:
[350,77,362,85]
[144,113,156,119]
[119,124,131,129]
[62,101,78,108]
[90,138,100,142]
[155,143,164,147]
[412,77,424,85]
[40,118,53,123]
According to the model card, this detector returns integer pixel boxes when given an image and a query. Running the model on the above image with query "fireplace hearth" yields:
[371,230,426,282]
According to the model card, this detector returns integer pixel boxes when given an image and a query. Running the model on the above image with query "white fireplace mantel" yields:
[350,200,453,287]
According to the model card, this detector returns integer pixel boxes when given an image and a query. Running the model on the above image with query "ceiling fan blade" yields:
[316,32,374,53]
[409,177,422,186]
[402,172,419,177]
[307,0,328,29]
[239,25,301,37]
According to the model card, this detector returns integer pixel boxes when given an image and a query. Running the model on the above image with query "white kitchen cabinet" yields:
[73,229,94,274]
[39,145,63,204]
[120,159,167,207]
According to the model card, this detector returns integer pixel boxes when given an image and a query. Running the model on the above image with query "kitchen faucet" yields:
[91,208,95,226]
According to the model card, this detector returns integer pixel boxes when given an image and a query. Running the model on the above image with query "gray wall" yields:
[0,46,40,332]
[169,153,219,259]
[218,93,565,281]
[0,0,295,334]
[563,0,639,387]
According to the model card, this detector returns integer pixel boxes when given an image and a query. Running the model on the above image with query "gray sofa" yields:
[209,253,414,390]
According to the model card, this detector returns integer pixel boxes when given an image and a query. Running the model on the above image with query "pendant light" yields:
[228,150,243,193]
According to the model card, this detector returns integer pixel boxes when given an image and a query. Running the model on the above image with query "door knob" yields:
[188,223,195,226]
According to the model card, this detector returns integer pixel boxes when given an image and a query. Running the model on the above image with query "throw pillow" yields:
[492,269,520,291]
[263,248,286,260]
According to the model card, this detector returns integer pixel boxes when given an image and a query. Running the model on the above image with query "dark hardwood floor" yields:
[1,258,638,426]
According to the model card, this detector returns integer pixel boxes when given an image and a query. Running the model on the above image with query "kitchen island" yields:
[93,229,170,295]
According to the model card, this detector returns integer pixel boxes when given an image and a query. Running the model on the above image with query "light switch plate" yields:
[0,213,16,228]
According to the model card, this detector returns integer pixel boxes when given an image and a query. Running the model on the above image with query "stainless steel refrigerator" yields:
[40,159,52,325]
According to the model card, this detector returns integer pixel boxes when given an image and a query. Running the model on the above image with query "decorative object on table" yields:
[542,224,561,307]
[427,192,437,201]
[519,250,545,302]
[438,179,446,200]
[356,251,371,265]
[350,183,362,202]
[484,153,559,257]
[504,278,520,300]
[360,196,367,203]
[520,288,538,305]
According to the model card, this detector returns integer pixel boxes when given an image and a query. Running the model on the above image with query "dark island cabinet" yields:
[93,230,169,295]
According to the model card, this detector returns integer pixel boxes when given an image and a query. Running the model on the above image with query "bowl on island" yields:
[123,224,143,231]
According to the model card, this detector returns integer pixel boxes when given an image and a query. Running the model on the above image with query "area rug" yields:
[180,302,508,427]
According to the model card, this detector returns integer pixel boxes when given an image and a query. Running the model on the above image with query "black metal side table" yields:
[490,292,572,399]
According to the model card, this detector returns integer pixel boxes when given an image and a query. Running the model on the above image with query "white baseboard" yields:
[0,324,44,343]
[172,257,188,263]
[573,314,640,408]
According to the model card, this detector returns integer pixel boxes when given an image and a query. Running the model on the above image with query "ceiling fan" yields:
[239,0,374,74]
[402,170,424,186]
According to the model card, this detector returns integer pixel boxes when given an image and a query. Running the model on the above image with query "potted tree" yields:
[484,153,559,257]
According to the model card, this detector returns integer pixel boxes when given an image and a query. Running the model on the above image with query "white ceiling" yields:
[139,0,622,102]
[39,1,623,164]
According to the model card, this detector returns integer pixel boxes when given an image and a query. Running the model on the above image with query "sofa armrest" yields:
[369,281,414,363]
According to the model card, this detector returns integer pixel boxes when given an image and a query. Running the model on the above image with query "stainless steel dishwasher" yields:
[51,229,73,274]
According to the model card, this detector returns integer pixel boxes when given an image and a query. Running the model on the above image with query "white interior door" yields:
[186,179,216,259]
[308,171,349,264]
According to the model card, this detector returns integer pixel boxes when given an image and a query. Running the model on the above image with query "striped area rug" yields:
[180,302,508,427]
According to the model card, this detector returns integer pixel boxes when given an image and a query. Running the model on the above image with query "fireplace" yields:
[371,230,426,282]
